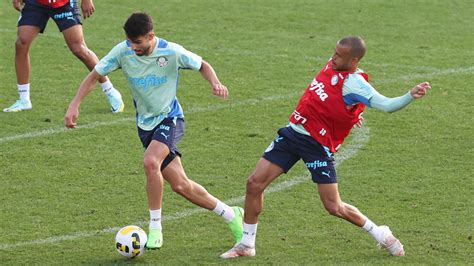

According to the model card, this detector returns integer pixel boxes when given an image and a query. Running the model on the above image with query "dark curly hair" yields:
[123,12,154,39]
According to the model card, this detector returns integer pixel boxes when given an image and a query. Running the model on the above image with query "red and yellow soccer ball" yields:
[115,225,147,258]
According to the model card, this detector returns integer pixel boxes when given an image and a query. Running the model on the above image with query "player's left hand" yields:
[81,0,95,19]
[12,0,24,11]
[410,82,431,99]
[354,115,365,128]
[212,83,229,99]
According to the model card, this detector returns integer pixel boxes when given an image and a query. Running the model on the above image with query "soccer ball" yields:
[115,225,147,258]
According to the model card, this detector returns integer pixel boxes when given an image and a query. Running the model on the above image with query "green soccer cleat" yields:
[146,228,163,250]
[228,206,244,244]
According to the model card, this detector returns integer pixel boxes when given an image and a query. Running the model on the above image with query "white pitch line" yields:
[375,65,474,85]
[1,64,472,144]
[0,117,133,143]
[0,127,370,250]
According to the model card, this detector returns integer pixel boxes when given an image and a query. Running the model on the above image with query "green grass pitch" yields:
[0,0,472,264]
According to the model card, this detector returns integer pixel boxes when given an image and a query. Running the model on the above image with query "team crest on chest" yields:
[331,75,339,86]
[157,56,168,67]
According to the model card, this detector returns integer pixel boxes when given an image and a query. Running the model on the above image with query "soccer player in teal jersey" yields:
[64,12,243,250]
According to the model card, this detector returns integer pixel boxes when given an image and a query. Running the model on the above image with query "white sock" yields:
[212,200,235,223]
[100,80,114,94]
[18,83,30,101]
[362,218,384,243]
[149,209,162,231]
[241,223,258,247]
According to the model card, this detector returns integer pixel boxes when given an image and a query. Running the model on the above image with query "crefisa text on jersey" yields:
[309,78,328,101]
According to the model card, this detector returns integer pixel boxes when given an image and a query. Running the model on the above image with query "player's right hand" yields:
[410,82,431,99]
[212,83,229,99]
[12,0,24,11]
[81,0,95,19]
[64,106,79,129]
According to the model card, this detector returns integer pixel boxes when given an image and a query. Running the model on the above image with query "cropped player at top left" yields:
[4,0,124,113]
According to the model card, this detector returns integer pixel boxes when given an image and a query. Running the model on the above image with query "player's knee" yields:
[69,44,89,61]
[323,202,342,217]
[143,156,161,174]
[15,37,30,52]
[170,181,191,196]
[246,174,265,194]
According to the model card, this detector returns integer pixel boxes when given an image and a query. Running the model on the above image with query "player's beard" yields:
[332,60,350,71]
[135,44,152,56]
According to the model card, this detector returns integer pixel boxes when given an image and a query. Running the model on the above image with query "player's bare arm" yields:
[81,0,95,19]
[199,60,229,99]
[12,0,24,11]
[64,70,102,128]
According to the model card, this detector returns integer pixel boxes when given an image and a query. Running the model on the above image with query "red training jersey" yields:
[36,0,70,8]
[289,60,369,153]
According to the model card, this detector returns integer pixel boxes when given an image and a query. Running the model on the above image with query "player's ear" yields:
[148,31,155,41]
[351,57,360,68]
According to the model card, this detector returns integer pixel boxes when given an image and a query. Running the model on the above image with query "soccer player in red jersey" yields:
[4,0,124,113]
[221,36,431,258]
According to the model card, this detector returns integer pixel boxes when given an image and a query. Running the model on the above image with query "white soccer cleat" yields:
[220,243,256,259]
[106,89,124,113]
[3,99,32,112]
[377,225,405,256]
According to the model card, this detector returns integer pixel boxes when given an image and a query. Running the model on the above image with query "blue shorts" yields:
[262,126,337,184]
[137,118,185,170]
[18,1,82,33]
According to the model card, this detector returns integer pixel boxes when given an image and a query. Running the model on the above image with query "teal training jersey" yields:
[95,37,202,130]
